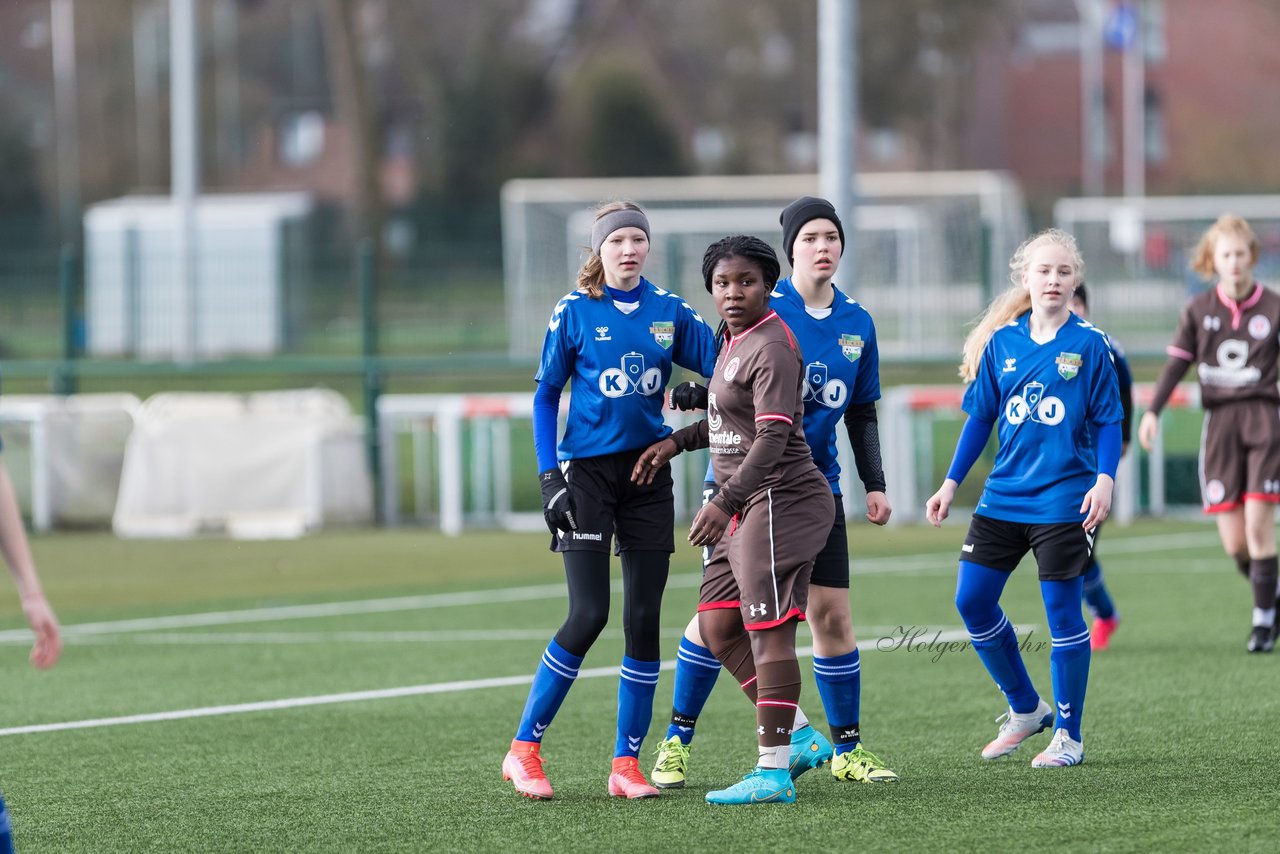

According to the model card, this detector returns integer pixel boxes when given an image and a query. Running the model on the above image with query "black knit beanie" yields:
[779,196,845,266]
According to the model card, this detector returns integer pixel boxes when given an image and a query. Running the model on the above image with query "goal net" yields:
[0,394,140,530]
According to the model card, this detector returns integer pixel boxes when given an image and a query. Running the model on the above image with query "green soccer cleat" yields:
[651,736,691,789]
[787,725,833,781]
[831,744,899,783]
[706,766,796,805]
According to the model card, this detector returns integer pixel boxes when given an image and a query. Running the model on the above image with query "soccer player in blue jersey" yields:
[501,201,719,801]
[651,197,898,787]
[1071,283,1134,651]
[0,412,62,854]
[926,228,1122,768]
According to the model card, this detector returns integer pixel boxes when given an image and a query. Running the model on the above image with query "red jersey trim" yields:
[1167,345,1194,361]
[755,413,794,425]
[744,607,806,631]
[1243,492,1280,505]
[1204,500,1241,514]
[698,600,740,612]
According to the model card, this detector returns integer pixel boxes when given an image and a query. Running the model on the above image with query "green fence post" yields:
[358,238,384,525]
[55,243,79,395]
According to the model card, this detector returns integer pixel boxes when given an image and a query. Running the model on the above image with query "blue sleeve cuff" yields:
[945,416,994,485]
[533,382,562,471]
[1095,421,1121,479]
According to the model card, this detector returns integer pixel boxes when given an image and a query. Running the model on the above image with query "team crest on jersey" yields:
[1248,314,1271,340]
[1056,352,1082,380]
[839,333,864,362]
[723,357,742,382]
[649,321,675,349]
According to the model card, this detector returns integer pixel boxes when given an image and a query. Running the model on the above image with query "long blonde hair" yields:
[958,228,1085,382]
[1190,213,1258,281]
[575,200,646,299]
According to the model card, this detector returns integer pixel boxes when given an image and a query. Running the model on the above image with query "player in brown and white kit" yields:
[633,235,834,804]
[1139,214,1280,653]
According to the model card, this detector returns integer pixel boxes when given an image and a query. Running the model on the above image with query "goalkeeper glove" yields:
[539,468,578,534]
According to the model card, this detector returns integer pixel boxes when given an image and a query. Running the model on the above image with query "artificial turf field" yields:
[1,519,1277,853]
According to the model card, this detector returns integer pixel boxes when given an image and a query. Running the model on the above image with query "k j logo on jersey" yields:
[839,333,863,362]
[649,321,675,349]
[1056,352,1082,380]
[598,351,663,398]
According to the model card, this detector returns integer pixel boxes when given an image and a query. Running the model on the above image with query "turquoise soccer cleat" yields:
[706,766,796,805]
[787,725,834,780]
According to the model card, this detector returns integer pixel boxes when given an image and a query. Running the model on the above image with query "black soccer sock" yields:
[1249,557,1279,621]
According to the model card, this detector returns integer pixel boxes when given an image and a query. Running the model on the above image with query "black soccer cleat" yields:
[1246,625,1274,654]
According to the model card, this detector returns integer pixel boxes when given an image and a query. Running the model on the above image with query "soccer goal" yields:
[0,393,140,531]
[112,389,372,539]
[502,171,1027,362]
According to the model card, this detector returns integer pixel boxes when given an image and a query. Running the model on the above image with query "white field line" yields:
[0,631,990,738]
[0,624,916,647]
[0,530,1225,646]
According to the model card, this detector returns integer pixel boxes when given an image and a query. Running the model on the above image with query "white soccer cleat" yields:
[981,698,1054,760]
[1031,728,1085,767]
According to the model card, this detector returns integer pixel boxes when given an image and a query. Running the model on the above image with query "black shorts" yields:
[551,449,675,555]
[959,513,1094,581]
[809,500,849,589]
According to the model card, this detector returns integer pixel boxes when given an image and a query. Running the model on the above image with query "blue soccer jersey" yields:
[963,312,1123,523]
[769,278,881,492]
[537,278,718,460]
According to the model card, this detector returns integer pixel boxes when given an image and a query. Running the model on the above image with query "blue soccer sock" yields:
[0,792,12,854]
[616,656,661,758]
[956,561,1039,714]
[1081,561,1117,620]
[514,639,583,743]
[1043,577,1091,741]
[666,636,721,744]
[814,648,862,753]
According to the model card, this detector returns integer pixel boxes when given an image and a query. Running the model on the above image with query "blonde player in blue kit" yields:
[501,201,719,801]
[927,228,1122,768]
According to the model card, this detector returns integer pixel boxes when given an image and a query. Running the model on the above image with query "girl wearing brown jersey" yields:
[633,235,834,805]
[1139,214,1280,653]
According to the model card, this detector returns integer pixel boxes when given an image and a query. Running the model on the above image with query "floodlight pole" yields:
[819,0,858,284]
[1074,0,1105,197]
[51,0,80,247]
[171,0,199,363]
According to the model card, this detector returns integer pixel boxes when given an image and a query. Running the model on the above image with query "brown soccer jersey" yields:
[1166,283,1280,408]
[669,310,834,630]
[701,311,822,516]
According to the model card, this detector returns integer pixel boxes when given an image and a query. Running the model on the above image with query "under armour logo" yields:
[748,602,767,617]
[1057,702,1072,719]
[757,725,766,735]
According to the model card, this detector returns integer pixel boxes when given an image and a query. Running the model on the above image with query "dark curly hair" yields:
[701,235,781,293]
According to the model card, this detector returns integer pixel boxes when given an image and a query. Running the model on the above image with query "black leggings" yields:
[553,550,670,660]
